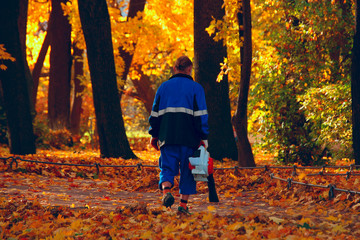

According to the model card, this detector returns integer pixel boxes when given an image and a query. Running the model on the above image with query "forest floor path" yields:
[0,173,331,223]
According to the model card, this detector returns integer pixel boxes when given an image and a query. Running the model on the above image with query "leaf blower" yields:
[189,145,219,202]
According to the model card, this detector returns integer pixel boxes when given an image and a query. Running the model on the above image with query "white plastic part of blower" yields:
[189,145,210,182]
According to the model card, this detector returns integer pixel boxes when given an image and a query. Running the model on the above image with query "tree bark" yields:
[118,0,147,106]
[70,44,85,135]
[194,0,238,160]
[18,0,35,116]
[131,65,155,114]
[120,0,146,76]
[232,0,255,167]
[48,0,72,130]
[0,0,36,154]
[112,0,153,118]
[118,0,146,89]
[352,0,360,165]
[78,0,137,159]
[121,70,155,114]
[32,27,50,108]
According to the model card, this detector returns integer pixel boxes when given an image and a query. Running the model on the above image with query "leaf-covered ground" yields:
[1,144,360,239]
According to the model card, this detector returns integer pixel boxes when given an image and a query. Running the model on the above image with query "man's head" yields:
[174,56,193,75]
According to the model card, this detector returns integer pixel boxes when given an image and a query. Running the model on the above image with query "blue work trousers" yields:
[159,145,197,195]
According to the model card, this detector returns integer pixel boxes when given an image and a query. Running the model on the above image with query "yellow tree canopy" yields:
[27,0,194,83]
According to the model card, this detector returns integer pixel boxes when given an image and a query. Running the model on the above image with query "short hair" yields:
[174,56,193,71]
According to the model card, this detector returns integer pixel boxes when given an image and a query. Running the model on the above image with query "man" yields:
[148,56,209,214]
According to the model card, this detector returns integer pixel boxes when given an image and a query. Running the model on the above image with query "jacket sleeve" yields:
[194,85,209,140]
[148,89,161,138]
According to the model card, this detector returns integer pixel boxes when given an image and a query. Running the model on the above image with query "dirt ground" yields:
[3,170,360,239]
[0,174,286,218]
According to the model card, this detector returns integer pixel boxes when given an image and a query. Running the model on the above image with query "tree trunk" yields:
[70,44,85,135]
[112,0,152,119]
[48,0,72,130]
[32,26,50,108]
[131,66,155,114]
[120,0,146,77]
[18,0,34,115]
[122,67,155,114]
[118,0,147,104]
[352,0,360,165]
[0,0,36,154]
[78,0,137,159]
[118,0,146,89]
[232,0,255,167]
[194,0,238,160]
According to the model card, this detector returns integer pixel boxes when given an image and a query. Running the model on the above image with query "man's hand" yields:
[199,140,208,149]
[150,137,159,151]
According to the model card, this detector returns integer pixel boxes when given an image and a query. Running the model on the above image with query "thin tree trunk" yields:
[352,0,360,165]
[32,29,50,107]
[48,0,71,130]
[0,0,36,154]
[115,0,151,119]
[118,0,146,94]
[78,0,137,159]
[194,0,238,160]
[70,44,84,135]
[131,66,155,114]
[232,0,255,167]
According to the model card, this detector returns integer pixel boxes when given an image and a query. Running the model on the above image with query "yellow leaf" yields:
[57,214,65,222]
[179,222,188,230]
[216,73,223,82]
[140,230,153,239]
[163,224,175,234]
[229,173,239,180]
[224,191,232,198]
[286,22,290,30]
[332,224,347,233]
[299,217,311,225]
[298,172,307,180]
[227,222,243,231]
[70,219,82,230]
[326,215,338,221]
[269,216,284,224]
[53,228,74,240]
[250,175,258,181]
[202,212,214,221]
[207,206,216,212]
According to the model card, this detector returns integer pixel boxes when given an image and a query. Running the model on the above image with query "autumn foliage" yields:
[1,144,360,239]
[1,0,360,238]
[18,0,355,164]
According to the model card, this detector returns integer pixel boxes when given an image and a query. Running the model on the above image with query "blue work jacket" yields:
[148,73,209,148]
